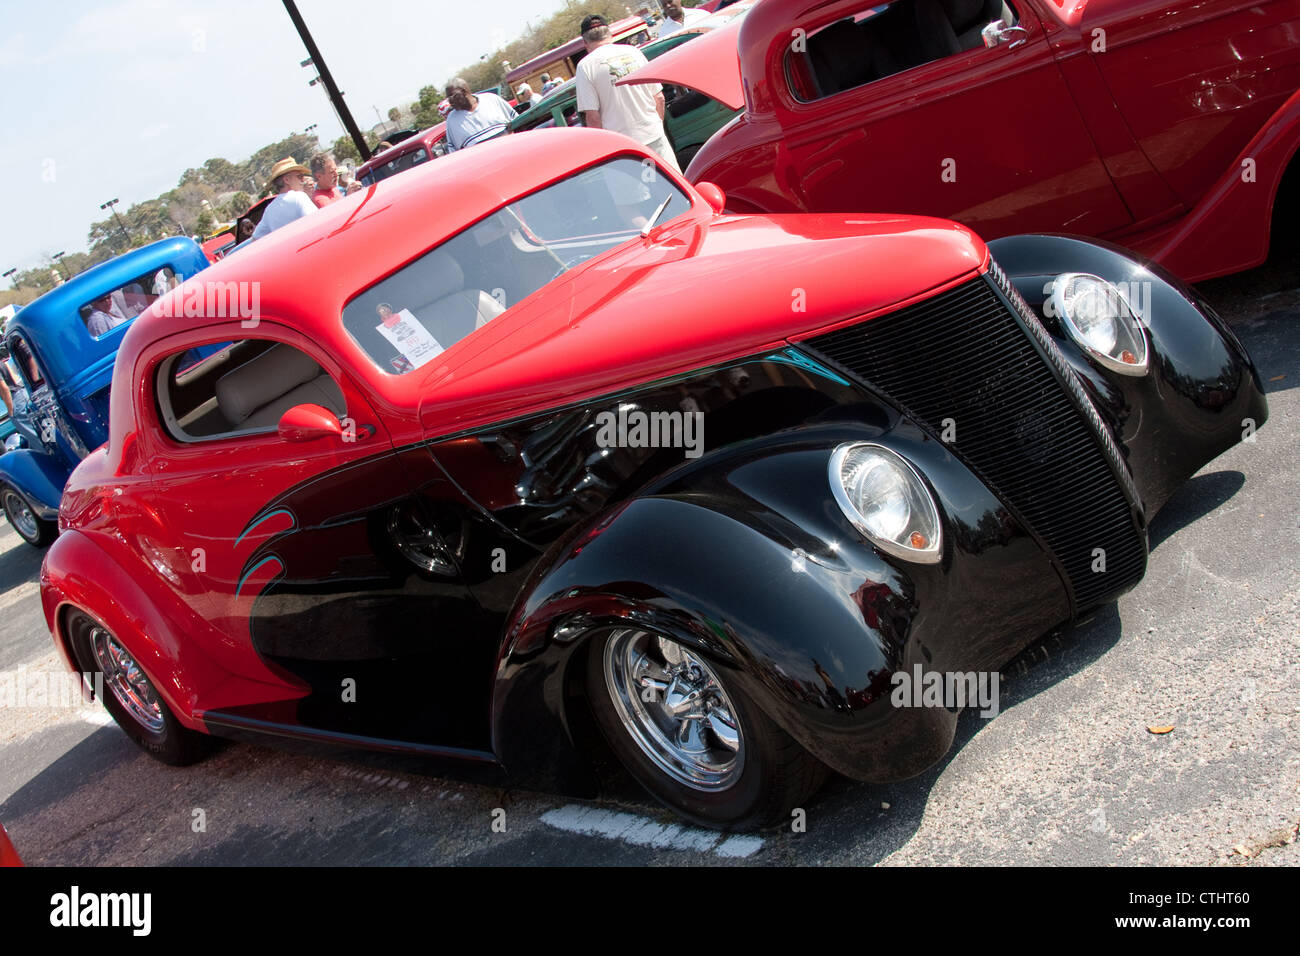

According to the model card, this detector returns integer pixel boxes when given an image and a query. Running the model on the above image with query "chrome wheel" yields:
[2,488,39,542]
[602,628,744,791]
[89,626,165,734]
[387,502,457,575]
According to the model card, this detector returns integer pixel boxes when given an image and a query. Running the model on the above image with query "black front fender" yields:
[989,234,1268,515]
[491,426,1068,785]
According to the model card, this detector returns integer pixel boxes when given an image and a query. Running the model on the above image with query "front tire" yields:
[586,626,828,830]
[1,484,56,547]
[65,609,209,766]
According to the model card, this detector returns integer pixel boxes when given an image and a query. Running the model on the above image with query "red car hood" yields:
[618,16,745,111]
[418,211,986,436]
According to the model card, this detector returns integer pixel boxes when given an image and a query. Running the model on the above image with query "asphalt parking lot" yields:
[1,265,1297,866]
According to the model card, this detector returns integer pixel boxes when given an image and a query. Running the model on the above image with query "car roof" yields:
[505,15,651,85]
[532,78,577,110]
[9,237,209,388]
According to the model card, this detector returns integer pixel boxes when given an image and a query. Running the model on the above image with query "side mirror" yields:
[278,403,343,443]
[696,182,727,214]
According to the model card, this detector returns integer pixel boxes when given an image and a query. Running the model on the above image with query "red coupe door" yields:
[775,0,1133,239]
[135,323,495,748]
[135,325,402,685]
[1080,0,1300,208]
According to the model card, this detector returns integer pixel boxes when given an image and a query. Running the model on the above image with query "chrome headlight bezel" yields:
[1049,272,1150,376]
[829,442,942,565]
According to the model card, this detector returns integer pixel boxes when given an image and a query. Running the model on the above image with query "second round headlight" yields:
[829,443,942,564]
[1050,273,1149,375]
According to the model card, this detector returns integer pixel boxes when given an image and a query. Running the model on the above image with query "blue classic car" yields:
[1,238,210,546]
[0,341,19,450]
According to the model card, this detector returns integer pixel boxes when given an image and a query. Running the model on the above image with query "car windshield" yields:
[343,156,692,375]
[362,146,431,185]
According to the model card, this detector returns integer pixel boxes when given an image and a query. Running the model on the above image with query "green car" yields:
[508,30,742,170]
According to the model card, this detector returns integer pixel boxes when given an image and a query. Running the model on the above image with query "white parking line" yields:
[540,804,764,858]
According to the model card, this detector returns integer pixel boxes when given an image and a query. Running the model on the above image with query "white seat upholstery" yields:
[216,344,346,430]
[418,249,505,335]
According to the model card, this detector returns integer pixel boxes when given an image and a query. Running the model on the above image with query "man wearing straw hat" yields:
[250,157,318,240]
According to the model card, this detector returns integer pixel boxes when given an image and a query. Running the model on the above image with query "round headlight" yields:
[3,434,22,453]
[830,443,942,564]
[1050,273,1149,375]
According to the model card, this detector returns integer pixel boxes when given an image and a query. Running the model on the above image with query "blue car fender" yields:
[0,448,67,519]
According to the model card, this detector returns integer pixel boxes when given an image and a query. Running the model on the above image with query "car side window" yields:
[7,336,45,389]
[788,0,1020,102]
[78,265,182,339]
[154,339,347,443]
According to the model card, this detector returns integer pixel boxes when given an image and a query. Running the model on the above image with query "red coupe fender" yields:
[41,528,302,729]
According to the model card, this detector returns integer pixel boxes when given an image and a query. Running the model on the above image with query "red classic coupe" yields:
[40,128,1265,829]
[356,123,449,186]
[624,0,1300,283]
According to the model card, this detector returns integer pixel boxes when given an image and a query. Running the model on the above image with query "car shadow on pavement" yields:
[0,531,43,596]
[0,723,145,863]
[1147,470,1245,552]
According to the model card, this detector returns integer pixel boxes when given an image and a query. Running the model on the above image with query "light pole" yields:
[100,198,131,246]
[3,268,17,291]
[307,72,348,143]
[51,251,70,280]
[284,0,371,161]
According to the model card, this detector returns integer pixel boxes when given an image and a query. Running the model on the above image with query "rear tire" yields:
[585,626,828,830]
[65,608,209,766]
[1,484,56,547]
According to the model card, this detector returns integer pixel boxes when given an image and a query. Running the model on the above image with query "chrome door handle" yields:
[981,21,1030,50]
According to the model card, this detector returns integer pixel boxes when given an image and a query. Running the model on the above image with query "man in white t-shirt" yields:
[656,1,708,39]
[152,267,178,296]
[575,14,680,170]
[250,157,318,241]
[443,78,517,152]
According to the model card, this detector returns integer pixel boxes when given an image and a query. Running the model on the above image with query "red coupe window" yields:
[787,1,1020,102]
[155,339,347,442]
[342,156,691,375]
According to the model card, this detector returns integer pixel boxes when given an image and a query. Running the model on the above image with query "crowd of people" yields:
[438,11,683,167]
[243,153,364,243]
[249,5,709,240]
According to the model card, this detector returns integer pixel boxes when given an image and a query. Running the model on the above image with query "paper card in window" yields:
[376,309,443,369]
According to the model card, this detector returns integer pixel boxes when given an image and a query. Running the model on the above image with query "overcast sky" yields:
[0,0,573,273]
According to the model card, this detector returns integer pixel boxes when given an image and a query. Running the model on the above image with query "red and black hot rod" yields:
[41,129,1266,829]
